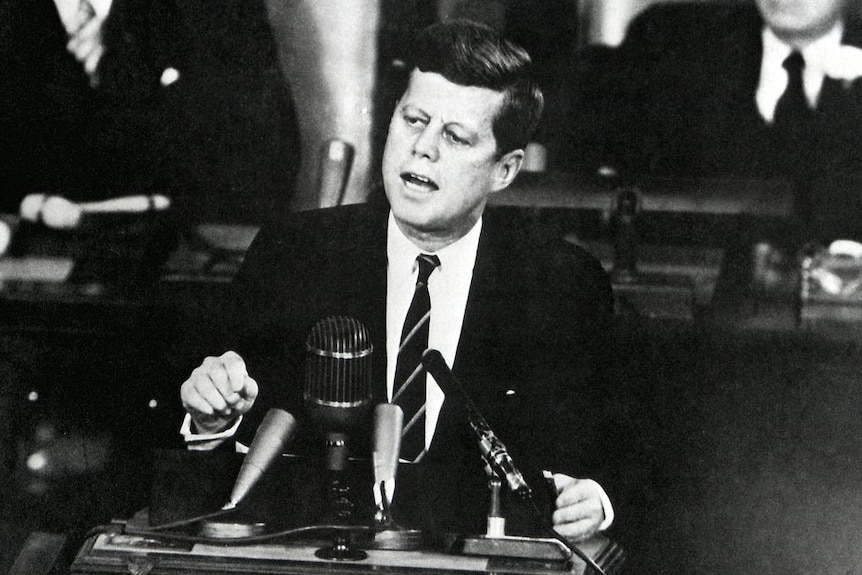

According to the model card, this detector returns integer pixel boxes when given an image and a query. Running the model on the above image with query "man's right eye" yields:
[403,113,425,128]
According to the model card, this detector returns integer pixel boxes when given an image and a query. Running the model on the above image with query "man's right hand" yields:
[180,351,259,434]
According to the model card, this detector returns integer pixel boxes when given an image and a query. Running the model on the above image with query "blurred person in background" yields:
[0,0,301,225]
[561,0,862,186]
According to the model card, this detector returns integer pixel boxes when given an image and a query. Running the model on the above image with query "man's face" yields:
[756,0,848,44]
[382,69,522,249]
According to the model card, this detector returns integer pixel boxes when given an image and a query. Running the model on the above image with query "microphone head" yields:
[317,139,355,208]
[228,408,298,508]
[420,349,453,395]
[373,403,403,485]
[304,316,373,432]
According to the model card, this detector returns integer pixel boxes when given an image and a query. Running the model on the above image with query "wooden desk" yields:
[68,517,623,575]
[493,172,795,218]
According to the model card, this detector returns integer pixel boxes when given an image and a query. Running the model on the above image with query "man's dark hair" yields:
[409,19,544,157]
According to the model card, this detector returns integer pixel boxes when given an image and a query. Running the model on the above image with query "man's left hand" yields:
[550,474,605,542]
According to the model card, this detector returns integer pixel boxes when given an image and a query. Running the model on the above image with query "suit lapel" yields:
[712,6,763,117]
[451,212,509,394]
[429,211,522,455]
[842,16,862,48]
[344,206,389,405]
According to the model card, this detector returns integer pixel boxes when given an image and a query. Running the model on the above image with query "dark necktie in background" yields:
[773,51,813,130]
[392,254,440,463]
[772,51,814,181]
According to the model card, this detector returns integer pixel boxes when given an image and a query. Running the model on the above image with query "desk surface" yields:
[0,212,856,342]
[67,517,623,575]
[0,219,250,335]
[493,172,795,218]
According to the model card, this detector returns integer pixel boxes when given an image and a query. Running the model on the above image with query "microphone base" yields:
[457,535,571,562]
[314,542,368,561]
[366,528,425,550]
[199,520,266,539]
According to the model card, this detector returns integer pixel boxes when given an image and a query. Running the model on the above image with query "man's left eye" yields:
[446,131,469,145]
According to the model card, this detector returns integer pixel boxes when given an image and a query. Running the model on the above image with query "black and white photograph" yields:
[2,1,862,573]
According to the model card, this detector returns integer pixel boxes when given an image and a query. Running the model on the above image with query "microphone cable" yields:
[123,522,379,546]
[144,507,238,532]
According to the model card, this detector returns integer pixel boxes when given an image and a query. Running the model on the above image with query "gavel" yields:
[20,194,171,230]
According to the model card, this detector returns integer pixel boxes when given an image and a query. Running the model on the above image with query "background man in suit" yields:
[179,20,646,545]
[0,0,300,224]
[562,0,862,186]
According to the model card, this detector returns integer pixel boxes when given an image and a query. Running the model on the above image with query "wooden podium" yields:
[68,451,625,574]
[69,515,623,575]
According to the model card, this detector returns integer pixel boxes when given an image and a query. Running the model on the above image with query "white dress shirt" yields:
[53,0,112,34]
[756,22,844,123]
[385,212,481,450]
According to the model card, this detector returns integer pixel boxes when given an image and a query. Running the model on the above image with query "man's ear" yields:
[491,149,525,193]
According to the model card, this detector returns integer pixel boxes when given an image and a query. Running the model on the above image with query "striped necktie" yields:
[392,253,440,463]
[72,0,96,32]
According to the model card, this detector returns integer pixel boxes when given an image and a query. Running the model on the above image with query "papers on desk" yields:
[0,257,74,283]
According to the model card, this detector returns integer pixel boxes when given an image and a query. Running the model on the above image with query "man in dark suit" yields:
[564,0,862,185]
[0,0,300,224]
[180,20,644,544]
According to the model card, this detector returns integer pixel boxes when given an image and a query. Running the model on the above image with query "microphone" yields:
[372,403,403,521]
[316,139,354,209]
[420,349,532,500]
[303,316,374,561]
[224,408,298,510]
[368,402,424,551]
[304,316,373,471]
[421,350,609,575]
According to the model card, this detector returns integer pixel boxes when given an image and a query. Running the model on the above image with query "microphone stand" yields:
[315,431,367,561]
[456,457,574,566]
[422,349,608,574]
[303,316,374,561]
[368,479,424,550]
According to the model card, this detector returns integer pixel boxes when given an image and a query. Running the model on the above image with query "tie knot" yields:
[783,51,805,76]
[416,254,440,285]
[76,0,95,22]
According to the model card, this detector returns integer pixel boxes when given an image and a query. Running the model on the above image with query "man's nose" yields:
[411,126,440,161]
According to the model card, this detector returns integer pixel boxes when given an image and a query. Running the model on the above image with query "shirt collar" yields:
[88,0,112,19]
[387,211,483,279]
[762,21,844,78]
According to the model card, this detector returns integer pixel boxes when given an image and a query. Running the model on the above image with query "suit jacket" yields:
[217,201,649,539]
[0,0,300,224]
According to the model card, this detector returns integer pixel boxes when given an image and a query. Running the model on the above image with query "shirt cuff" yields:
[583,478,615,531]
[179,413,242,451]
